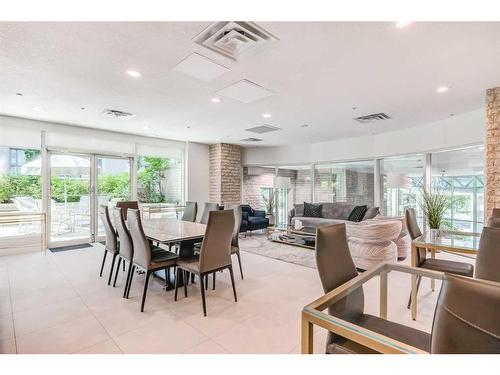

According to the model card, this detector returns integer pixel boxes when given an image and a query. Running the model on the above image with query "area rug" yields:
[239,233,316,269]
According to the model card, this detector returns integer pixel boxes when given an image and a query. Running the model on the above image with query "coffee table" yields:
[267,224,317,249]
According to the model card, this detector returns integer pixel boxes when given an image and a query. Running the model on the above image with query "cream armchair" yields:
[345,219,403,270]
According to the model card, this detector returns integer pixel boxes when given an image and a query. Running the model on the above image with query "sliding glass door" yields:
[48,152,132,247]
[49,153,92,246]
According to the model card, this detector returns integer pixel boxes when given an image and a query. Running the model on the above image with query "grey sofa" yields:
[288,202,379,228]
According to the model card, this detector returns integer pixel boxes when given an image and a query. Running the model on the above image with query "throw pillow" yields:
[303,202,322,218]
[364,207,380,220]
[348,205,368,222]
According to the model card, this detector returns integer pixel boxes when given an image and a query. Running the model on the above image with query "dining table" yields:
[410,229,480,320]
[141,217,207,289]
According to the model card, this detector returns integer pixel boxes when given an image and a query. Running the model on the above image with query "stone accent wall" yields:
[242,166,276,209]
[486,87,500,219]
[209,143,242,205]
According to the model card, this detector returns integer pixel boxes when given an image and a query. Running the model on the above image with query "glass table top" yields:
[413,229,480,252]
[269,224,317,236]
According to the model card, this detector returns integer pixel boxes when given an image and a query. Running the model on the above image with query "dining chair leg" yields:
[236,251,244,279]
[163,267,170,288]
[140,271,151,312]
[123,261,133,298]
[407,275,422,309]
[205,274,209,290]
[183,270,188,298]
[108,253,117,285]
[113,257,122,287]
[174,268,179,301]
[199,273,207,316]
[122,259,126,272]
[228,265,237,302]
[212,272,216,290]
[99,250,108,277]
[126,265,136,299]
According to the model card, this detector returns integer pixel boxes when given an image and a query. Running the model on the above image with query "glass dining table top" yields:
[413,229,481,253]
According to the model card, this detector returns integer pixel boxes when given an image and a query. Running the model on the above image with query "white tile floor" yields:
[0,234,463,354]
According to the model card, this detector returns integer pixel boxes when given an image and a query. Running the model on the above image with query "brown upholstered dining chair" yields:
[405,208,473,308]
[475,226,500,282]
[231,205,244,279]
[112,207,135,296]
[199,202,220,224]
[431,273,500,353]
[98,205,119,285]
[316,224,431,353]
[174,210,237,316]
[492,208,500,218]
[487,217,500,228]
[182,201,198,222]
[116,201,139,220]
[126,209,179,312]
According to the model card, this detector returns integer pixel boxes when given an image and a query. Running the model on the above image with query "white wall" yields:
[242,109,486,165]
[185,142,210,221]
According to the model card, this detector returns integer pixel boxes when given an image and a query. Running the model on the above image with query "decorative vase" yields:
[267,214,275,226]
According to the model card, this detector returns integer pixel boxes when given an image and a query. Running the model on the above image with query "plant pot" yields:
[266,214,275,226]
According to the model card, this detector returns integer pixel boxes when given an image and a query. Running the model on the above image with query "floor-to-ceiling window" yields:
[241,165,312,225]
[277,166,312,225]
[313,160,374,206]
[0,146,42,247]
[380,154,425,221]
[431,146,485,232]
[137,154,184,218]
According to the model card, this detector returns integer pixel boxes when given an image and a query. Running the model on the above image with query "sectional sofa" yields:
[288,202,410,269]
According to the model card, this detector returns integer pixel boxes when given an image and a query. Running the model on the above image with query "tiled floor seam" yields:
[48,257,122,354]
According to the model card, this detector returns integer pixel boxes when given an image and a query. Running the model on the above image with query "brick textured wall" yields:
[486,87,500,219]
[209,143,242,205]
[242,167,275,209]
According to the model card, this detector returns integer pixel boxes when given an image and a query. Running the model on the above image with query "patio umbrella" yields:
[21,154,90,206]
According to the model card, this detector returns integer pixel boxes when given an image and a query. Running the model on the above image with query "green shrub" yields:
[0,174,42,203]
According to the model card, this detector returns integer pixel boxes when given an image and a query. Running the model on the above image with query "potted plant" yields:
[419,188,451,230]
[262,193,275,225]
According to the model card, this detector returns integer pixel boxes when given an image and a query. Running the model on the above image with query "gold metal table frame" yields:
[301,262,443,354]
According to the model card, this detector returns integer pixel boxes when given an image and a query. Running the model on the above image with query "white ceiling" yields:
[1,22,500,147]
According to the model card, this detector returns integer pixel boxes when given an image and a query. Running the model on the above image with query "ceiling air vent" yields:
[240,137,263,142]
[354,112,391,124]
[245,125,281,134]
[193,21,278,61]
[101,109,135,119]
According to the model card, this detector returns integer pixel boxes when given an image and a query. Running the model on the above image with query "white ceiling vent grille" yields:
[101,109,135,119]
[354,113,391,124]
[194,21,278,61]
[245,125,281,134]
[240,137,263,142]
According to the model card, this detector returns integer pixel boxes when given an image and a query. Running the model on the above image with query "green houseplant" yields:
[419,189,451,229]
[262,192,275,225]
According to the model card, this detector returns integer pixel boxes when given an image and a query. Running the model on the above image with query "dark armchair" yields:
[240,204,269,233]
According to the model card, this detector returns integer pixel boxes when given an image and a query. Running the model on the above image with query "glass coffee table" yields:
[267,224,317,249]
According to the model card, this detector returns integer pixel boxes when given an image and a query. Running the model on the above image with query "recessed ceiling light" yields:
[395,21,412,28]
[32,107,45,112]
[436,86,449,93]
[262,113,272,118]
[126,70,141,78]
[211,97,221,103]
[144,126,150,130]
[215,138,220,141]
